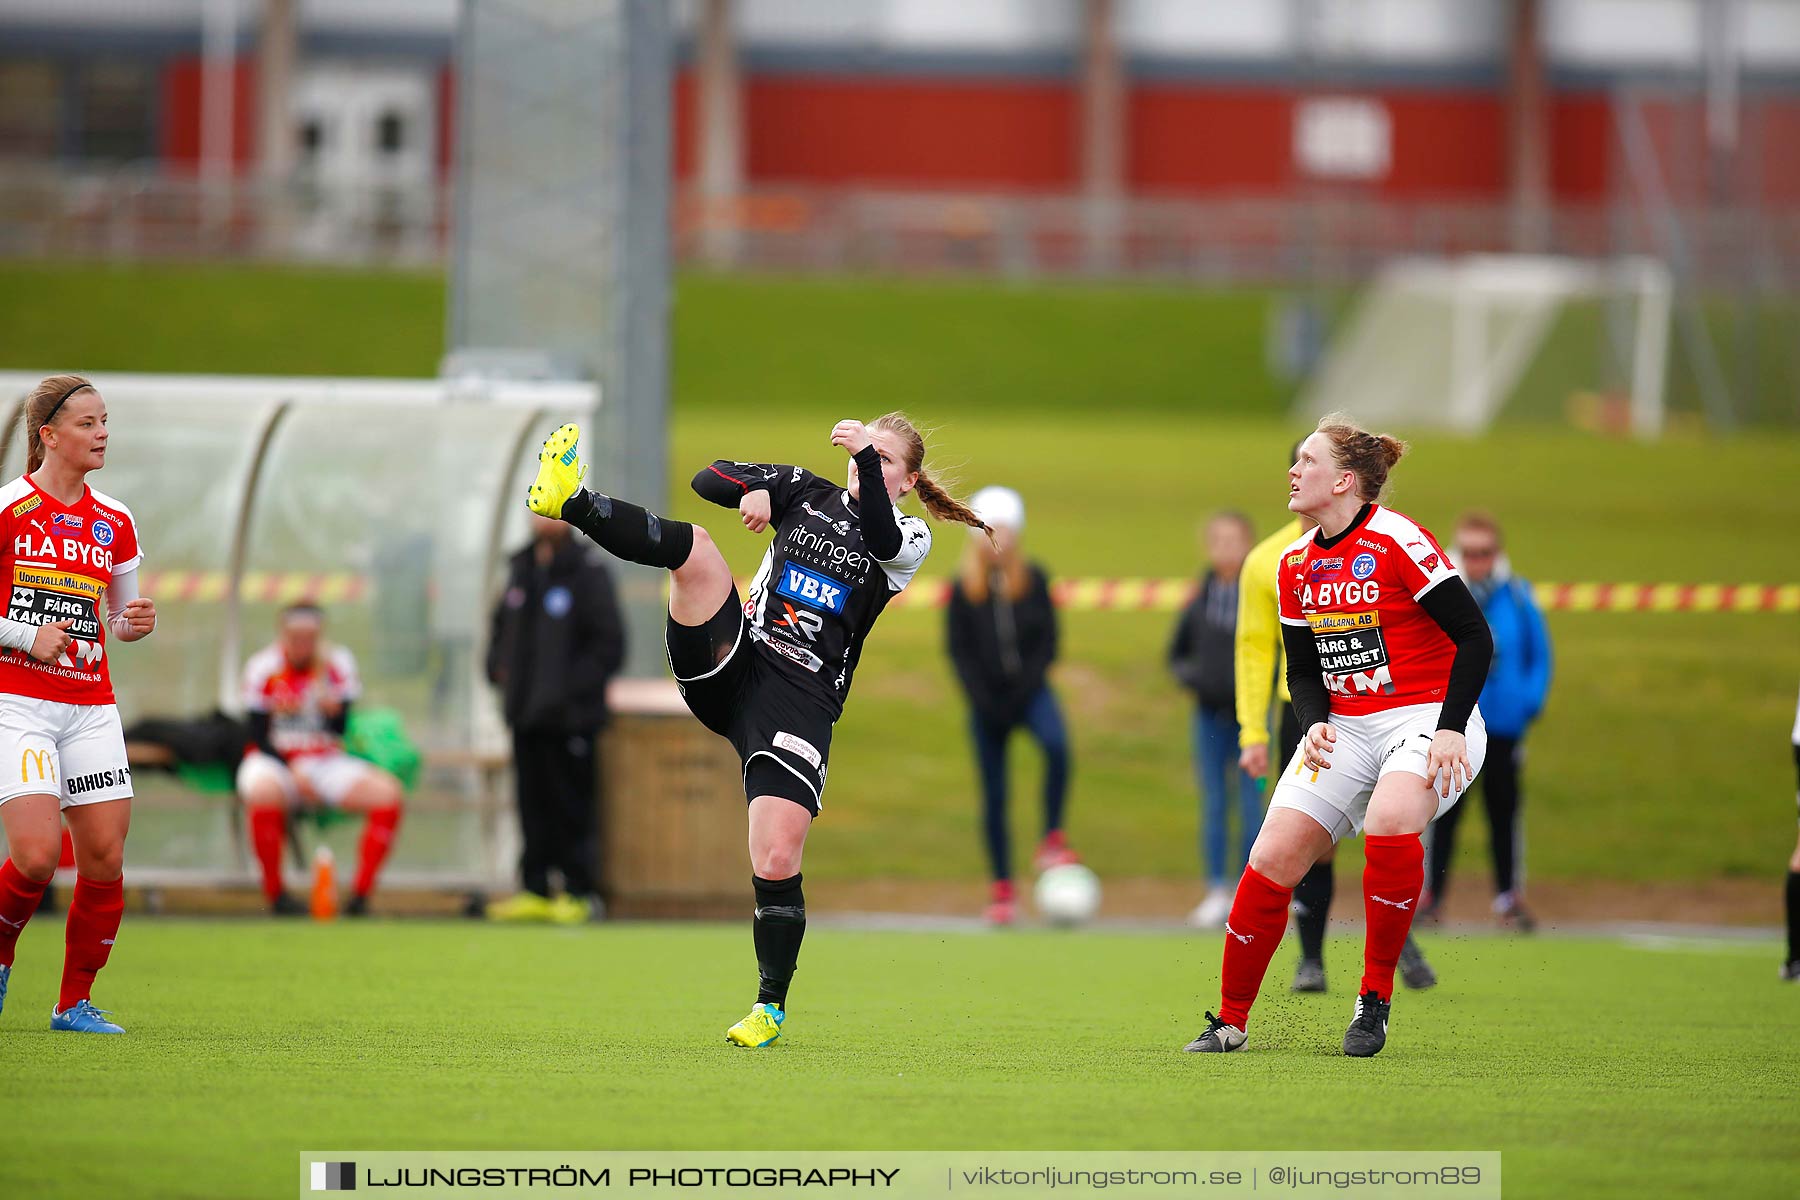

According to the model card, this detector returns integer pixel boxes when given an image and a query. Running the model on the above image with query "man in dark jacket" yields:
[485,514,625,923]
[1170,510,1261,928]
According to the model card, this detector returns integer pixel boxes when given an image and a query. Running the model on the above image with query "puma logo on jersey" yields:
[1225,922,1254,945]
[1370,895,1413,911]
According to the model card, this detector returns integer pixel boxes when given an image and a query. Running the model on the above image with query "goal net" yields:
[0,372,594,894]
[1297,255,1672,437]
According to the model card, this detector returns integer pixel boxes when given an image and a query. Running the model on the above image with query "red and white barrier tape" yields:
[135,571,1798,614]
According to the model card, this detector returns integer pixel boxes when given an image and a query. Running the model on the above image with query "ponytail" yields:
[914,470,988,534]
[865,411,992,541]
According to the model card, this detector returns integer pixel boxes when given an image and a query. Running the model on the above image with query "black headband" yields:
[43,381,92,427]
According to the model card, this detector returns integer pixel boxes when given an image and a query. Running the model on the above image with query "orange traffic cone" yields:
[310,846,338,921]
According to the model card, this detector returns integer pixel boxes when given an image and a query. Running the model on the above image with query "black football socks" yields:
[1293,859,1334,963]
[560,489,694,571]
[752,873,806,1010]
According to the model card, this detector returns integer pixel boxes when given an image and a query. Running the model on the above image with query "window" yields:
[0,60,61,160]
[376,109,407,155]
[74,60,156,162]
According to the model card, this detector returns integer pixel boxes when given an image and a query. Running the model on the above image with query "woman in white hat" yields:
[946,486,1079,924]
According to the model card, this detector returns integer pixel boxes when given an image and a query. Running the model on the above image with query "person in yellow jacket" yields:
[1231,447,1437,994]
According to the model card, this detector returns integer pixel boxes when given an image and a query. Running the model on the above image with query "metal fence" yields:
[4,164,1796,292]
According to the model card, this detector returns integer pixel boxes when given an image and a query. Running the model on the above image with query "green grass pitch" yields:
[1,918,1796,1198]
[2,262,1797,888]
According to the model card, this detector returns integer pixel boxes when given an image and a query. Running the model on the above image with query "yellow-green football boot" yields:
[527,423,587,518]
[546,894,594,925]
[724,1002,785,1048]
[485,892,553,923]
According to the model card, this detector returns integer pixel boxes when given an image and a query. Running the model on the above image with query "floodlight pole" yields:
[446,0,673,678]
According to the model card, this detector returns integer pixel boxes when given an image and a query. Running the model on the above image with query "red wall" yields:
[718,77,1518,202]
[1549,93,1611,202]
[161,58,258,170]
[743,76,1077,190]
[1380,93,1505,197]
[437,64,456,175]
[1758,98,1800,205]
[158,58,1793,209]
[1129,86,1292,193]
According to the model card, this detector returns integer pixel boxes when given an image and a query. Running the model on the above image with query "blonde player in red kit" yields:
[1185,414,1492,1058]
[0,376,156,1034]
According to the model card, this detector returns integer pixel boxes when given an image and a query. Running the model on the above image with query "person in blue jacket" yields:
[1423,511,1552,931]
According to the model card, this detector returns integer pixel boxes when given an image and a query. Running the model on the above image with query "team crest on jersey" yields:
[1351,553,1377,580]
[91,518,114,547]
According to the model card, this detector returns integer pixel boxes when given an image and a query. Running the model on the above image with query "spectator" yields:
[239,604,403,916]
[1423,511,1552,930]
[485,513,625,924]
[946,486,1076,925]
[1171,511,1261,929]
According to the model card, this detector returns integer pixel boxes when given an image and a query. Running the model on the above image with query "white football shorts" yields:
[236,750,385,808]
[0,693,134,809]
[1268,701,1487,843]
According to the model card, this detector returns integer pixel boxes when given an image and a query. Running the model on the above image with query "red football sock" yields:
[248,806,287,902]
[1217,865,1293,1030]
[60,874,124,1010]
[1361,833,1425,1002]
[0,858,50,968]
[352,806,402,898]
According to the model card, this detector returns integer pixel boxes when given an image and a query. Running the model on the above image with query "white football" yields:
[1035,863,1101,927]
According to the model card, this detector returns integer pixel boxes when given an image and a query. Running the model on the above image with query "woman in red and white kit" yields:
[0,375,156,1034]
[1185,414,1491,1057]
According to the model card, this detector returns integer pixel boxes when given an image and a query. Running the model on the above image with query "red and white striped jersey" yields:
[0,474,143,706]
[1277,504,1459,717]
[241,643,361,758]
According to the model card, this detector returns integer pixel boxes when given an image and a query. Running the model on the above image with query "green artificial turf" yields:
[1,919,1795,1198]
[0,264,1796,886]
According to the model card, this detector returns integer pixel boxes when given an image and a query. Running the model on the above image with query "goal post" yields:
[1298,255,1672,437]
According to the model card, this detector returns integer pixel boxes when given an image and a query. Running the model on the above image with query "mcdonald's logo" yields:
[20,748,55,784]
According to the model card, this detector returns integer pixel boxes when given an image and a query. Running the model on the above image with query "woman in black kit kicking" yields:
[526,413,985,1046]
